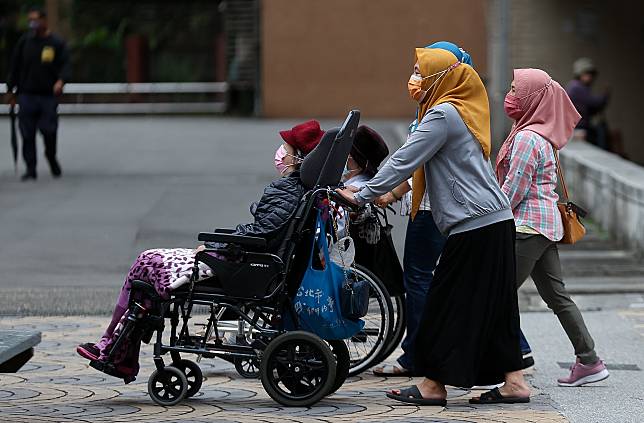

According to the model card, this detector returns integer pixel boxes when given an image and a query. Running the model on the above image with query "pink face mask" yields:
[504,92,523,120]
[274,144,289,175]
[274,144,303,175]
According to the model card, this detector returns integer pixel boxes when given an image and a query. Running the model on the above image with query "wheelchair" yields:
[89,110,395,407]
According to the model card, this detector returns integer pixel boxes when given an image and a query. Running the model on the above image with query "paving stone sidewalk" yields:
[0,316,567,423]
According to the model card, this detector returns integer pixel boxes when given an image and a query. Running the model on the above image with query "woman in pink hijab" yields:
[495,68,609,388]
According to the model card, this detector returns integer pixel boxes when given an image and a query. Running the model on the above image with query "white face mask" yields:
[341,161,360,182]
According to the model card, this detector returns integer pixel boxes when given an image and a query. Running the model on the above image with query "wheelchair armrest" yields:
[198,232,267,249]
[214,228,236,234]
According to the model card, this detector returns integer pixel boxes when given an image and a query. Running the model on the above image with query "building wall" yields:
[261,0,487,118]
[507,0,644,164]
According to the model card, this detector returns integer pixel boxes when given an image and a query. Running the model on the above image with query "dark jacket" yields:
[7,32,71,95]
[566,79,609,130]
[209,174,307,253]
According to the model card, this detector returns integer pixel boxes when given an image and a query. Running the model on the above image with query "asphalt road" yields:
[0,116,408,314]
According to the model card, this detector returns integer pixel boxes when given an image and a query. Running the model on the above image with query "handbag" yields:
[327,213,370,321]
[329,236,355,267]
[293,211,364,340]
[339,272,370,320]
[555,152,587,244]
[351,209,404,296]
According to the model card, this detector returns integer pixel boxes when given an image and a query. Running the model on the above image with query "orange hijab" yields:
[410,48,491,219]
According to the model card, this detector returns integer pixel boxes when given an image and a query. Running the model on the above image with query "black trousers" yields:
[413,219,524,387]
[18,94,59,174]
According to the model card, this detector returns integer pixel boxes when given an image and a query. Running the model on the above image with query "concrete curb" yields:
[560,141,644,255]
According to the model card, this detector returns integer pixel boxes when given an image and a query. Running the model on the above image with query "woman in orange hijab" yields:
[337,48,530,405]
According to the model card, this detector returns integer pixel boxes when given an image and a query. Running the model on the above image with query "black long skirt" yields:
[413,219,523,387]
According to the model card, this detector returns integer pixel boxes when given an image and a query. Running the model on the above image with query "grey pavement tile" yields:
[0,316,570,422]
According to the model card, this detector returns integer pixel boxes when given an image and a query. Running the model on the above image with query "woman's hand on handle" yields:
[375,192,396,209]
[335,186,360,206]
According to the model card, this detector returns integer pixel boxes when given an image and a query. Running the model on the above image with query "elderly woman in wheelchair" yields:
[74,113,393,407]
[76,120,323,369]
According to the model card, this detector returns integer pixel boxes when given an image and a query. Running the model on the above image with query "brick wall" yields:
[261,0,488,118]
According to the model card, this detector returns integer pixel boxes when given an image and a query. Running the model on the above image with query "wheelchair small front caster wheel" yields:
[234,356,260,379]
[147,366,188,406]
[260,331,336,407]
[173,359,203,397]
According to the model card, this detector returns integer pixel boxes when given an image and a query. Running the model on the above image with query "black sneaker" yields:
[522,352,535,370]
[48,158,62,178]
[20,171,37,181]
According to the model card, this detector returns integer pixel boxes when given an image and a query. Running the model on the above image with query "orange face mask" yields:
[408,62,462,104]
[407,75,427,103]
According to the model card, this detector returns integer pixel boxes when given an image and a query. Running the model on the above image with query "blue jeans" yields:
[519,330,531,354]
[397,211,446,371]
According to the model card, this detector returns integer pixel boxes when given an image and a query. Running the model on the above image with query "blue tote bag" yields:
[293,212,364,340]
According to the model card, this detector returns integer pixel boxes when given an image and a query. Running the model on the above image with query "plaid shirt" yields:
[498,131,563,241]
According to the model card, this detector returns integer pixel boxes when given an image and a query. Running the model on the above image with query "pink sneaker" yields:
[557,358,609,387]
[76,343,100,361]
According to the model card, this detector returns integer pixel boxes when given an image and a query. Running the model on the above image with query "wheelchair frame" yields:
[94,110,366,407]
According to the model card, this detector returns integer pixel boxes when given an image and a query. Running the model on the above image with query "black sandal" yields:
[386,385,447,406]
[469,387,530,404]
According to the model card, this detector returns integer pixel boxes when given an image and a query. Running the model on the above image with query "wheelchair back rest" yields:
[300,109,360,189]
[210,252,284,299]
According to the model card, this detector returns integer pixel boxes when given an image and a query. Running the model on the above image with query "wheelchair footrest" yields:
[89,359,136,384]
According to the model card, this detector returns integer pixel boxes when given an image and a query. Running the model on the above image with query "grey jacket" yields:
[355,103,513,236]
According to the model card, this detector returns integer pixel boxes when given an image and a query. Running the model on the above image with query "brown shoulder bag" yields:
[555,152,587,244]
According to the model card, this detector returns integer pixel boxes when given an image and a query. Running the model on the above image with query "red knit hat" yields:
[279,120,325,155]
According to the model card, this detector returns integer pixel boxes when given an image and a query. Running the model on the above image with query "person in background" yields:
[566,58,610,150]
[342,125,389,189]
[337,126,389,249]
[6,7,70,181]
[497,68,609,387]
[372,41,471,377]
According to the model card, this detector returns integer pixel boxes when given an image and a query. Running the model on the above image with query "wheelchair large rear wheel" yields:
[375,292,406,365]
[345,265,393,376]
[327,339,350,395]
[147,366,188,406]
[260,331,336,407]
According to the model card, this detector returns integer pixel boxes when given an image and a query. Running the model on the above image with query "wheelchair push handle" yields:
[327,189,359,212]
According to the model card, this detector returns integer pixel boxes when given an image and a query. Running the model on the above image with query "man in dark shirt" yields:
[566,58,610,149]
[6,7,70,181]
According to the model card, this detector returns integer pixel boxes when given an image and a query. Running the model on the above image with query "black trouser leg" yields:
[18,95,39,176]
[43,131,57,161]
[38,96,60,176]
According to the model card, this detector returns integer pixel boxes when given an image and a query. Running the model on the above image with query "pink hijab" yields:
[495,68,581,182]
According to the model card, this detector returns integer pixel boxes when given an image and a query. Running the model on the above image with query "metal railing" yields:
[0,82,229,114]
